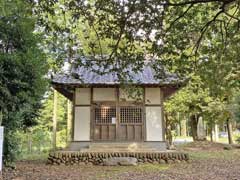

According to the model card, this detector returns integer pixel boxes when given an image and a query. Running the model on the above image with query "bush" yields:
[3,131,21,166]
[236,136,240,144]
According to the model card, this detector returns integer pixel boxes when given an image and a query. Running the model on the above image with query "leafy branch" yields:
[163,0,236,6]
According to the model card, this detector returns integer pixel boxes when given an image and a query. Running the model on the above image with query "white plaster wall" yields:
[119,88,143,101]
[145,88,162,105]
[74,107,90,141]
[93,88,116,101]
[75,88,91,105]
[146,106,163,141]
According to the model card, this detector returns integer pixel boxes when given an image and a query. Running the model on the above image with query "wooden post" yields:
[67,100,72,142]
[116,88,119,140]
[52,89,58,150]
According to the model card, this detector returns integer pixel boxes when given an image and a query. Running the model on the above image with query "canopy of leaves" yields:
[0,0,48,164]
[34,0,239,73]
[33,0,240,135]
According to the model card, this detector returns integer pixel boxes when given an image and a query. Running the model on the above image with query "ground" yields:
[3,142,240,180]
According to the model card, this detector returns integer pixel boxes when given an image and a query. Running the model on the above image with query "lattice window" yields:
[120,106,143,124]
[95,106,116,124]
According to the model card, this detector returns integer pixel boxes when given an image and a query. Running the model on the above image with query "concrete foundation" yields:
[66,141,167,152]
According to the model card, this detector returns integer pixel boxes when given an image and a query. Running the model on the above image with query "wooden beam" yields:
[67,100,72,142]
[53,86,73,100]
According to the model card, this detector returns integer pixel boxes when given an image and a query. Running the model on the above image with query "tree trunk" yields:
[39,140,42,153]
[190,114,198,141]
[210,123,213,142]
[28,133,32,153]
[52,89,58,150]
[214,124,219,142]
[67,100,72,143]
[226,119,233,144]
[165,114,173,148]
[197,116,206,140]
[180,118,187,137]
[0,109,2,125]
[177,112,180,136]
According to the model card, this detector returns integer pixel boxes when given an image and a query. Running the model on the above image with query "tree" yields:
[37,90,68,148]
[165,76,212,141]
[0,0,48,164]
[34,1,240,70]
[52,89,58,150]
[33,0,240,144]
[232,93,240,123]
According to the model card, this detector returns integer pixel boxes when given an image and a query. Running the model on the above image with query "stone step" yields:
[80,149,160,152]
[88,147,152,150]
[67,142,167,151]
[89,143,153,149]
[87,143,160,152]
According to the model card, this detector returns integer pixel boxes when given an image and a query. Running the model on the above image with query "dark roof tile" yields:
[52,63,184,86]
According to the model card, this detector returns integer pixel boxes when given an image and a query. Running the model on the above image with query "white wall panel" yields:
[146,106,163,141]
[145,88,162,105]
[74,107,90,141]
[75,88,91,105]
[119,88,143,101]
[93,88,116,101]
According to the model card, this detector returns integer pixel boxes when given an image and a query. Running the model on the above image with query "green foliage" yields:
[236,136,240,144]
[37,91,68,148]
[3,131,21,166]
[33,0,240,142]
[165,76,212,117]
[0,0,48,164]
[231,93,240,123]
[37,91,67,130]
[0,0,239,162]
[33,1,240,76]
[15,91,68,159]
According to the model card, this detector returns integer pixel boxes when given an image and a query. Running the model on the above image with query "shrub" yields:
[236,136,240,144]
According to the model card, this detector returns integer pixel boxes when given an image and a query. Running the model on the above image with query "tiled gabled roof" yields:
[52,63,184,86]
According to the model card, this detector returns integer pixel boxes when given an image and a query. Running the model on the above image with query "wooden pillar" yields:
[116,88,119,140]
[52,89,58,150]
[67,100,72,142]
[160,88,165,141]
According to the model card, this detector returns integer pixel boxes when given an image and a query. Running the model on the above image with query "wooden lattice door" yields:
[92,105,117,140]
[92,105,144,141]
[118,106,144,141]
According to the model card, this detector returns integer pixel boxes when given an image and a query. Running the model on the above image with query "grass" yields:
[175,134,240,144]
[189,149,240,160]
[6,141,240,180]
[135,164,169,172]
[79,149,240,180]
[93,164,170,180]
[17,152,49,161]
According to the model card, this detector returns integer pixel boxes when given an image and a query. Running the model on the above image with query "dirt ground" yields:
[3,142,240,180]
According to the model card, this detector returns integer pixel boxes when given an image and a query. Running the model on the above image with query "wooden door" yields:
[92,104,117,141]
[92,104,144,141]
[118,106,144,141]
